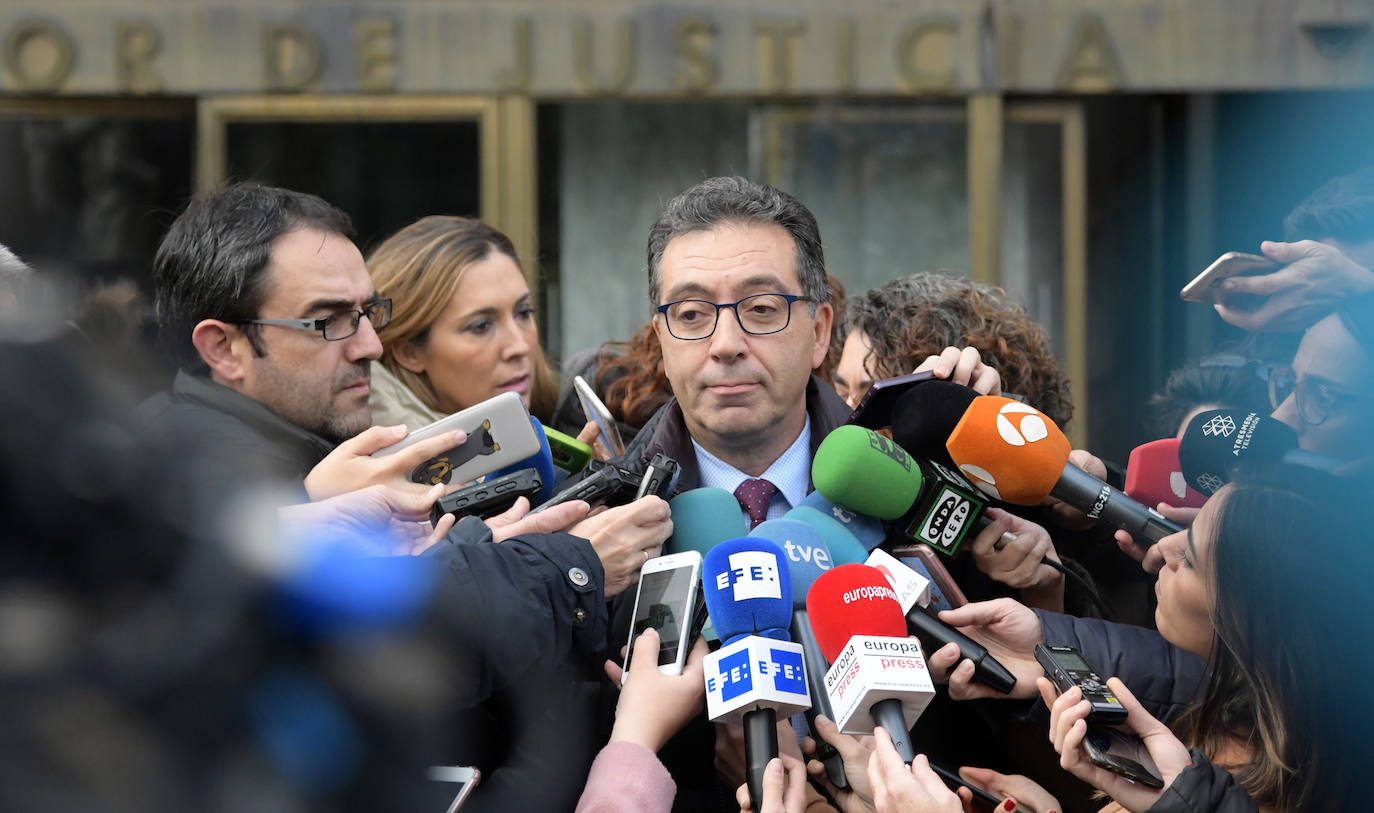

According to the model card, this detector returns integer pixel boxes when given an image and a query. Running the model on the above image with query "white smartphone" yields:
[573,375,626,457]
[1180,251,1278,308]
[371,391,541,486]
[428,765,481,812]
[623,550,704,683]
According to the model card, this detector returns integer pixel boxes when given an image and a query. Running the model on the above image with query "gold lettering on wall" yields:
[496,17,533,91]
[1054,14,1124,91]
[674,18,718,93]
[572,18,636,95]
[835,17,856,91]
[2,19,75,92]
[264,24,323,91]
[116,20,162,94]
[753,19,804,93]
[896,18,958,92]
[355,19,397,92]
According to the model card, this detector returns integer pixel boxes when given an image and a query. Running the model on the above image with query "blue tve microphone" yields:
[785,505,871,566]
[484,416,557,504]
[795,490,885,551]
[702,538,811,812]
[752,519,848,789]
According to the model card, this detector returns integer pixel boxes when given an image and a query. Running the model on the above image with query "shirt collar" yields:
[691,414,812,516]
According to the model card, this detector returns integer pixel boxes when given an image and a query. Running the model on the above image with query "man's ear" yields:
[191,319,251,384]
[391,339,427,374]
[810,301,834,370]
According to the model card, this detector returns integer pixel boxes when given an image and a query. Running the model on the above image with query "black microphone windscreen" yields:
[889,380,978,465]
[1178,410,1298,496]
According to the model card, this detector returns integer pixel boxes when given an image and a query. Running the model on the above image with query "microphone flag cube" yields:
[894,459,987,555]
[864,548,931,613]
[823,636,935,735]
[704,636,811,723]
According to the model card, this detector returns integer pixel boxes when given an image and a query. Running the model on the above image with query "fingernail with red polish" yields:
[1003,800,1016,812]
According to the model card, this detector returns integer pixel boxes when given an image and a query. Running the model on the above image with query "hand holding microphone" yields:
[921,598,1046,702]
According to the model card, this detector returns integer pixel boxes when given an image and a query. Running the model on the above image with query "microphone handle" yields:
[744,706,778,813]
[870,698,915,763]
[790,611,849,789]
[905,606,1017,695]
[1054,463,1183,544]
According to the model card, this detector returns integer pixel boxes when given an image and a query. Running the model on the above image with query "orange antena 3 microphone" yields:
[946,396,1183,546]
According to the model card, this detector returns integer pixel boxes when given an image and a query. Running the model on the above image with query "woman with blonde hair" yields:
[366,216,559,428]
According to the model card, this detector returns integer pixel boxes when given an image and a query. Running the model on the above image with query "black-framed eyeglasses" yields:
[655,293,812,341]
[239,298,392,341]
[1268,365,1372,426]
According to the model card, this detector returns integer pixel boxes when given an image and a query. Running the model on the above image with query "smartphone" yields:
[372,391,541,486]
[1082,725,1164,788]
[623,550,704,682]
[543,425,594,473]
[1034,644,1128,725]
[1180,251,1278,310]
[573,375,626,457]
[430,468,544,525]
[428,765,481,812]
[889,543,968,610]
[846,371,936,429]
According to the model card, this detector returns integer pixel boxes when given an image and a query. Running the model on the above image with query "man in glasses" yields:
[624,176,845,524]
[141,182,392,486]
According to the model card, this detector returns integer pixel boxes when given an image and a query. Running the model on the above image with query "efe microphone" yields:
[752,518,847,789]
[701,537,810,811]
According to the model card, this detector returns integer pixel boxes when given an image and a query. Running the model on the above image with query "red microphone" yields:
[1124,438,1207,509]
[944,395,1182,545]
[806,564,933,762]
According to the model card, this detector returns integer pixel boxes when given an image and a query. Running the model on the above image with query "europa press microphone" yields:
[807,563,1003,808]
[1178,409,1341,497]
[813,424,989,556]
[701,538,811,811]
[752,519,849,788]
[917,388,1184,545]
[805,564,933,761]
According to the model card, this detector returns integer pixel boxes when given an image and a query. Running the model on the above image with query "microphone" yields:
[866,549,1017,694]
[806,563,933,761]
[813,426,924,519]
[1125,438,1207,509]
[794,490,885,551]
[753,519,849,789]
[702,538,811,812]
[666,487,748,557]
[942,394,1183,545]
[1178,410,1341,496]
[889,379,979,467]
[783,503,871,565]
[815,422,988,556]
[483,416,557,504]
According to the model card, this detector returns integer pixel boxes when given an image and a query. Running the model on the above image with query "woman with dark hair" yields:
[872,463,1373,813]
[834,272,1071,426]
[366,216,560,428]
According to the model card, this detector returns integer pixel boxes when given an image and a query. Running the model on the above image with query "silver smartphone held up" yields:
[1180,251,1278,310]
[573,375,626,457]
[623,550,704,684]
[428,765,481,812]
[371,391,541,486]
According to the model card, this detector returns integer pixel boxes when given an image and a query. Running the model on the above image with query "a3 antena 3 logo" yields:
[993,401,1051,447]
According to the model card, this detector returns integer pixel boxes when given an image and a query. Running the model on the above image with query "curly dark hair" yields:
[841,272,1074,427]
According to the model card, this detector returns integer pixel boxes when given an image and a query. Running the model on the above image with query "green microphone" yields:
[812,425,924,520]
